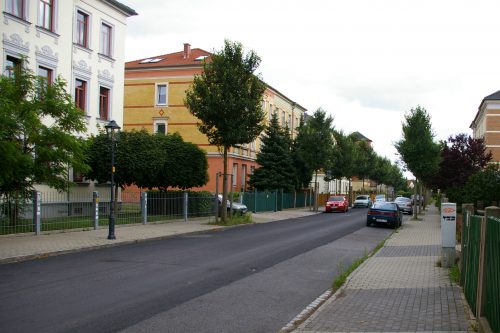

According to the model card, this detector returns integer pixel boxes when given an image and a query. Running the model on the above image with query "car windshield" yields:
[395,197,410,202]
[375,195,385,199]
[373,202,397,210]
[355,196,367,200]
[328,196,345,201]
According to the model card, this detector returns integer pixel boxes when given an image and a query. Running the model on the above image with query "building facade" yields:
[124,43,307,193]
[1,0,136,194]
[470,91,500,163]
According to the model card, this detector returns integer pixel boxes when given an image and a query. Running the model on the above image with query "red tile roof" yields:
[126,48,211,69]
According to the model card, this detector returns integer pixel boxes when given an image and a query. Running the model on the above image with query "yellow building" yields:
[124,43,307,192]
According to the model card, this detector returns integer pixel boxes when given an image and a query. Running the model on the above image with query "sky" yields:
[122,0,500,171]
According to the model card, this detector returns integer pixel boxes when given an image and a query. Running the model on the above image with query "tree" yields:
[249,113,295,192]
[463,165,500,208]
[395,106,440,218]
[0,64,87,199]
[354,140,376,191]
[432,133,492,204]
[185,40,266,221]
[85,131,208,191]
[293,108,335,209]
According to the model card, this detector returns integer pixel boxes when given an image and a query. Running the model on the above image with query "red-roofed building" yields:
[124,43,307,193]
[470,91,500,164]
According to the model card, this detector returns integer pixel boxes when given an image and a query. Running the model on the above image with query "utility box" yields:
[441,202,457,267]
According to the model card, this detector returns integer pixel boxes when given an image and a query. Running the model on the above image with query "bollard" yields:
[441,202,457,268]
[93,191,99,230]
[33,191,41,235]
[141,192,147,225]
[183,192,188,222]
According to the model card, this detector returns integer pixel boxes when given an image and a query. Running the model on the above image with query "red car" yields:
[325,195,349,213]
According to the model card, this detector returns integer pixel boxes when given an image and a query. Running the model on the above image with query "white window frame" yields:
[37,0,57,32]
[153,118,168,134]
[73,76,89,116]
[6,0,28,20]
[155,83,168,106]
[74,7,91,49]
[99,20,114,58]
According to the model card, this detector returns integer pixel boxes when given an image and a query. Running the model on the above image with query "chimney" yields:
[183,43,191,59]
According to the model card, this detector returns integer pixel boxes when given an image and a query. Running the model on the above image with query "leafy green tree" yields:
[395,106,440,217]
[85,131,208,191]
[354,140,376,191]
[293,108,335,209]
[463,165,500,208]
[185,40,266,221]
[0,64,87,198]
[249,113,295,192]
[291,117,313,190]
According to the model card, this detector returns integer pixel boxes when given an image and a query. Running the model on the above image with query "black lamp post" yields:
[105,120,121,240]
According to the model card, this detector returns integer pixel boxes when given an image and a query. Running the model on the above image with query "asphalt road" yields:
[0,208,393,333]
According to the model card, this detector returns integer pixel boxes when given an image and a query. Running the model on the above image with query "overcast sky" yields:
[122,0,500,171]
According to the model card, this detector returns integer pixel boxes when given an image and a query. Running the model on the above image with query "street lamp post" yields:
[105,120,121,240]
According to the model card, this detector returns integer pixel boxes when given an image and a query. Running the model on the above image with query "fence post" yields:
[32,191,41,235]
[93,191,99,230]
[476,206,500,333]
[141,192,147,225]
[461,203,474,285]
[293,191,296,208]
[183,192,188,222]
[253,188,257,213]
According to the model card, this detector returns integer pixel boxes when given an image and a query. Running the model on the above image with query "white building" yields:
[1,0,136,195]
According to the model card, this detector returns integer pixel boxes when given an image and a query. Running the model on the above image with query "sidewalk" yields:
[0,208,321,264]
[291,205,473,332]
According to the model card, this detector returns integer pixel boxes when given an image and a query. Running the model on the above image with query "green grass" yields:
[209,213,253,226]
[449,264,460,283]
[331,237,388,292]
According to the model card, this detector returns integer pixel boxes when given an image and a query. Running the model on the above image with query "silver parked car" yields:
[217,195,248,215]
[395,196,413,215]
[353,195,372,208]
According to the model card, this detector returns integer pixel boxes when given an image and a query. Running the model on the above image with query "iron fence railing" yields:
[461,212,482,316]
[485,216,500,333]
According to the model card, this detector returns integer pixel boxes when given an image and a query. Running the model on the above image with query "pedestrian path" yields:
[0,208,320,264]
[292,205,473,332]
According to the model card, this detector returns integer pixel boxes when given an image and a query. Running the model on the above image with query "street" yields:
[0,208,392,333]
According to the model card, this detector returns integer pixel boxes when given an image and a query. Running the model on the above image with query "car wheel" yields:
[366,220,371,227]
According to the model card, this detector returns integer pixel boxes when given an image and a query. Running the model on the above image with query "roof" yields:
[126,49,212,69]
[102,0,138,16]
[351,131,372,143]
[470,90,500,129]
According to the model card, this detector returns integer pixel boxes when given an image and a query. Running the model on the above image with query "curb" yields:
[278,230,390,333]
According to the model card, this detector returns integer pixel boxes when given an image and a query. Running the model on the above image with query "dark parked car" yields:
[395,196,412,215]
[325,195,349,213]
[366,202,402,228]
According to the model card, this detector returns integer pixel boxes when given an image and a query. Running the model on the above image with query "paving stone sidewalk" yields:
[294,205,473,333]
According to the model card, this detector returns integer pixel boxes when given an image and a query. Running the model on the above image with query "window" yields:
[6,0,25,19]
[282,111,285,126]
[37,66,53,97]
[99,87,110,120]
[76,11,89,47]
[74,79,87,113]
[38,0,54,31]
[269,104,273,120]
[241,165,247,189]
[250,166,255,175]
[288,115,292,126]
[156,83,168,106]
[4,55,21,77]
[232,164,238,187]
[154,119,167,134]
[100,23,112,57]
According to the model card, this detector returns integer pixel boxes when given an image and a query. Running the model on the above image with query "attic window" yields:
[194,56,208,61]
[139,58,164,64]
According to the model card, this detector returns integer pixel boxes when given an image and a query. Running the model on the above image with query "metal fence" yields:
[461,212,481,315]
[485,216,500,333]
[461,211,500,333]
[242,190,314,213]
[0,190,215,235]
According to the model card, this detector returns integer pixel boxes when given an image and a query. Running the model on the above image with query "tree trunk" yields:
[221,146,228,222]
[413,179,418,219]
[314,170,318,211]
